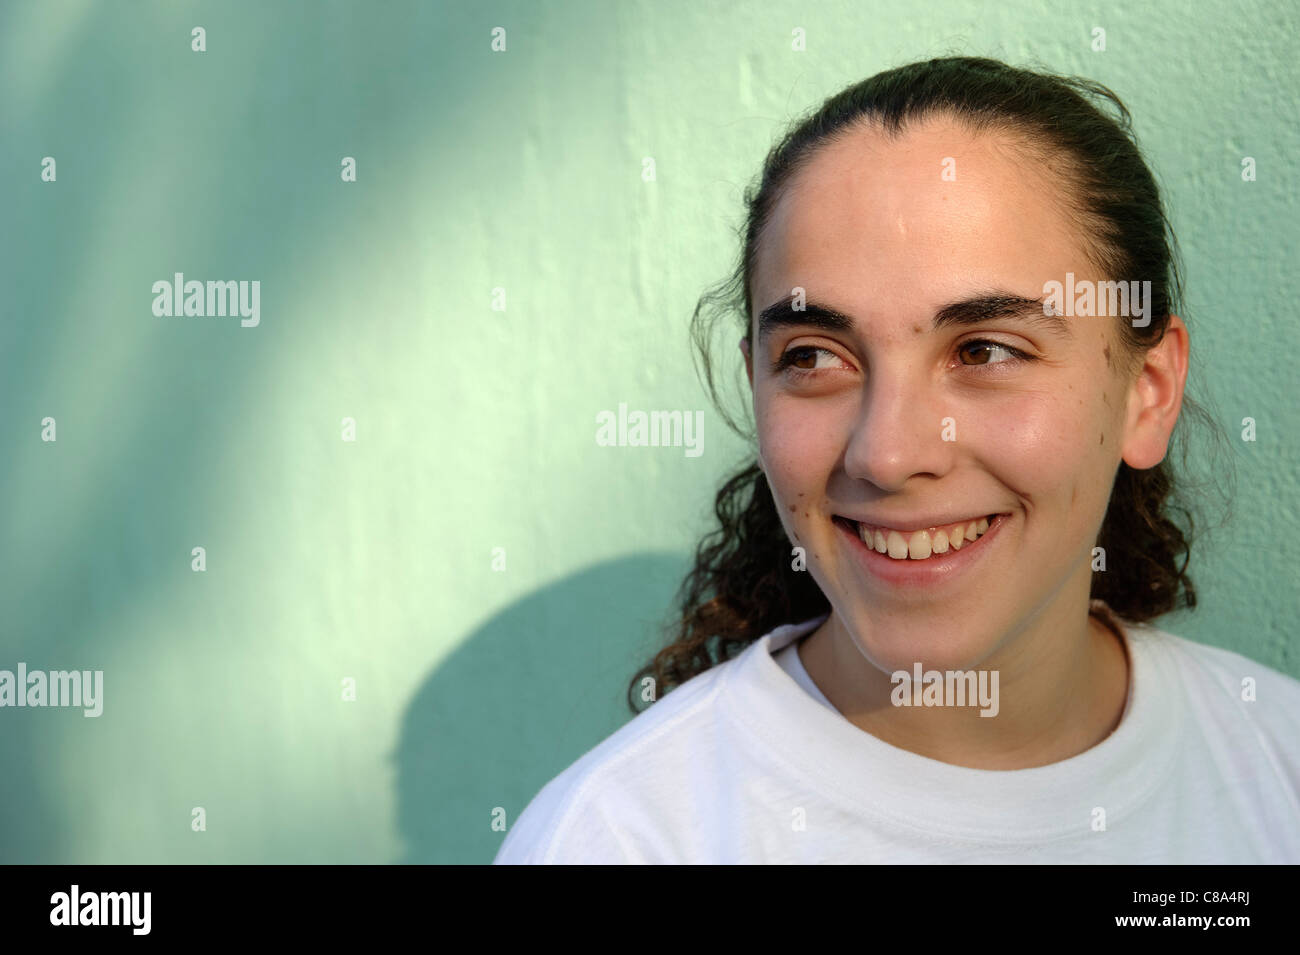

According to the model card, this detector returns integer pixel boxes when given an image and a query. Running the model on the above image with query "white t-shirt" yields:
[493,605,1300,863]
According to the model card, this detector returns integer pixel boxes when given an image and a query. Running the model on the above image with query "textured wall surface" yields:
[1,0,1296,864]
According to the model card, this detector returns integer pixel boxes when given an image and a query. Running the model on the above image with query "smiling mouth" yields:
[832,514,1004,561]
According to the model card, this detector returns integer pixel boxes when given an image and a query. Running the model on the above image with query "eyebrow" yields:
[755,291,1072,341]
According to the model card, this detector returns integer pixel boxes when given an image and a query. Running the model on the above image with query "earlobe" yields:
[1120,315,1190,470]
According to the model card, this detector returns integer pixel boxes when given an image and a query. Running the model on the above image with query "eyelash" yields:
[770,339,1034,379]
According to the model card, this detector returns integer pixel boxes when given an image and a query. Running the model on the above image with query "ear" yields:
[1119,315,1189,470]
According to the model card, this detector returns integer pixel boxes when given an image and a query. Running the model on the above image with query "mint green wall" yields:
[1,1,1295,863]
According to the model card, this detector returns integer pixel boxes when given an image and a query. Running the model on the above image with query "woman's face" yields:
[744,115,1180,674]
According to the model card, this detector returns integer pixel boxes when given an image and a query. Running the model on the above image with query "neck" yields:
[798,594,1130,770]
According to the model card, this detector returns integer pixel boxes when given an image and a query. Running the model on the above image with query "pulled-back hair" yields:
[629,56,1231,713]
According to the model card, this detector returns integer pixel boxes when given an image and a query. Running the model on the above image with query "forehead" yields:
[750,116,1089,322]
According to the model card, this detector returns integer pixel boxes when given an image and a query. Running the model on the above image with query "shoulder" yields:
[492,649,746,864]
[1138,619,1300,701]
[1131,617,1300,754]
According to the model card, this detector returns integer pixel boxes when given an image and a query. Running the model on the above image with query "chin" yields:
[841,612,1004,675]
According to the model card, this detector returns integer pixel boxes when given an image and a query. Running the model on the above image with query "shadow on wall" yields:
[392,553,688,864]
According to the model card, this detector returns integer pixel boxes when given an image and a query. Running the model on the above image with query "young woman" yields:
[494,56,1300,864]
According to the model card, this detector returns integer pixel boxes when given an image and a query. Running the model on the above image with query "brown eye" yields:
[958,339,1023,366]
[773,345,844,375]
[789,347,818,368]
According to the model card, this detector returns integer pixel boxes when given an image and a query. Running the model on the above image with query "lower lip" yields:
[835,514,1009,589]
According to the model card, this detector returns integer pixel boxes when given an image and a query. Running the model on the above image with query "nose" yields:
[842,366,955,491]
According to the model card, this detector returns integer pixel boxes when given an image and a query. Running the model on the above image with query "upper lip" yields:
[837,511,1006,532]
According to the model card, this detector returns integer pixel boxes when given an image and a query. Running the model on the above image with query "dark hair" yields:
[628,55,1232,713]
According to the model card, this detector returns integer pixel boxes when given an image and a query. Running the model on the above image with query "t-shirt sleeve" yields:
[493,775,648,864]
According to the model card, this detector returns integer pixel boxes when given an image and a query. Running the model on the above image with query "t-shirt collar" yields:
[718,604,1183,841]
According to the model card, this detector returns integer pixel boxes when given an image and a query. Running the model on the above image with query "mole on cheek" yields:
[789,504,797,512]
[912,325,922,335]
[1100,431,1105,446]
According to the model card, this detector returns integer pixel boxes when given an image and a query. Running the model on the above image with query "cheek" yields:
[971,387,1117,519]
[756,395,847,509]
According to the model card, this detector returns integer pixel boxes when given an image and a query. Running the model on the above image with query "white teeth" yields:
[850,515,998,561]
[887,530,909,559]
[907,531,931,560]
